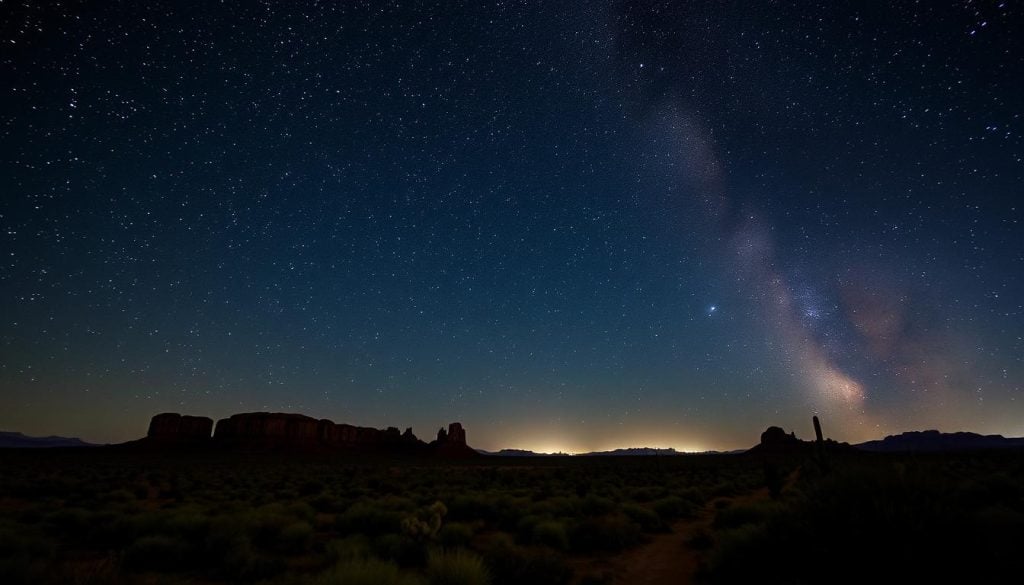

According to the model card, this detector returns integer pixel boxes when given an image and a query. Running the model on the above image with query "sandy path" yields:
[572,472,796,585]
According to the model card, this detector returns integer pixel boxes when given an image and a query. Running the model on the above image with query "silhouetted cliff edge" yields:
[131,411,478,457]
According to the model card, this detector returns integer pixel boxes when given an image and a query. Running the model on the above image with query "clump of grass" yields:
[426,549,490,585]
[326,535,373,563]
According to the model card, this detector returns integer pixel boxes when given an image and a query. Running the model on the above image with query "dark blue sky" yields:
[2,1,1021,451]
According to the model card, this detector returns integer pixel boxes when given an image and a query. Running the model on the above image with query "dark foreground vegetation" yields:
[0,447,1021,584]
[703,449,1024,585]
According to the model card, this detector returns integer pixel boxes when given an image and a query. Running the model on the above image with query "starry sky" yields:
[2,1,1022,452]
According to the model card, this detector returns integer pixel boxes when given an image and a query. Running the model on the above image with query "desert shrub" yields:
[705,524,769,580]
[245,509,292,548]
[0,521,54,585]
[45,507,93,541]
[326,535,373,562]
[514,514,542,542]
[482,539,571,585]
[299,479,325,496]
[531,496,580,518]
[447,493,502,524]
[375,533,428,567]
[580,494,615,516]
[124,535,191,571]
[104,489,136,504]
[279,521,315,553]
[204,518,281,580]
[166,506,212,539]
[316,558,421,585]
[653,496,696,520]
[439,522,475,548]
[712,501,777,530]
[569,515,642,553]
[630,486,665,502]
[532,520,569,550]
[622,504,666,532]
[339,502,405,536]
[310,492,346,513]
[426,549,490,585]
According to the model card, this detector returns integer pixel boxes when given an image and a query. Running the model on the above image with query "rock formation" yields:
[760,426,799,446]
[748,421,852,455]
[213,412,321,447]
[138,411,477,456]
[430,422,476,457]
[147,413,213,442]
[211,412,427,451]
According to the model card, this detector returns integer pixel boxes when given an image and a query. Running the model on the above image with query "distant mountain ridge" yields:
[477,447,740,456]
[855,430,1024,452]
[0,431,95,448]
[476,448,569,457]
[580,447,683,456]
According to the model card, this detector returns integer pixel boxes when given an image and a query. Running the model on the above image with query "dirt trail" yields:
[572,471,797,585]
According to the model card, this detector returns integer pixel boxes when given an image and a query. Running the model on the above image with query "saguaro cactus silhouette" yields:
[813,415,823,443]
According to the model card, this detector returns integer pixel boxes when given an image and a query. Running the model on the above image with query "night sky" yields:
[2,1,1022,452]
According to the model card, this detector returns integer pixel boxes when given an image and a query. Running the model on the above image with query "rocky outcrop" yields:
[208,412,441,453]
[760,426,799,446]
[138,411,478,456]
[748,419,852,455]
[430,422,477,457]
[147,413,213,442]
[213,413,321,447]
[745,425,805,455]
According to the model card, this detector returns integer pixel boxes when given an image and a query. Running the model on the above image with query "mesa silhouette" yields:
[137,411,478,457]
